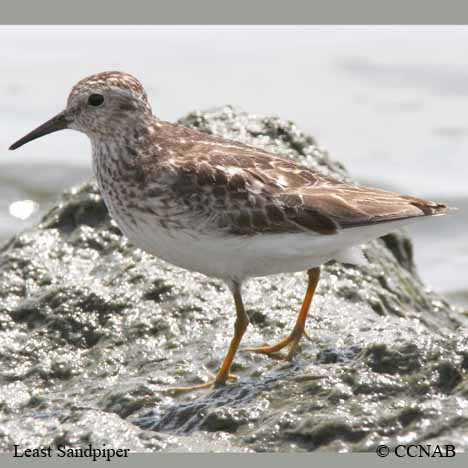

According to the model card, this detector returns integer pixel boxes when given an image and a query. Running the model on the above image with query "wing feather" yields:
[151,123,448,236]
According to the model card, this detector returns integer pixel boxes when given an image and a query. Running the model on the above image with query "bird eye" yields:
[88,94,104,107]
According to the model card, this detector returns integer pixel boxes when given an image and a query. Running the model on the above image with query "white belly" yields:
[119,213,435,281]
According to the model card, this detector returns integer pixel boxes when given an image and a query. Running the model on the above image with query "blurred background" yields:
[1,26,466,305]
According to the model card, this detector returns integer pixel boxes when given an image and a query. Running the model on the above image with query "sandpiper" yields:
[9,71,451,391]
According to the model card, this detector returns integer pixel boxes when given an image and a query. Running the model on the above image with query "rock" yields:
[0,106,467,453]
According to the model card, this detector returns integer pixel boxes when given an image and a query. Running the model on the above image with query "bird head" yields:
[9,71,152,150]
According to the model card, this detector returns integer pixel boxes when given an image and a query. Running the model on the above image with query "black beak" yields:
[9,111,69,150]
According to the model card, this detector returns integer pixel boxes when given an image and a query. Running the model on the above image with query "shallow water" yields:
[1,26,467,305]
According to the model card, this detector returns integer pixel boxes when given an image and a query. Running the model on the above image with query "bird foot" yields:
[303,329,313,342]
[243,327,311,361]
[166,373,238,395]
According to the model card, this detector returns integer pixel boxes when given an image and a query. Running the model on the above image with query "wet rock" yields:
[0,106,467,453]
[364,343,422,374]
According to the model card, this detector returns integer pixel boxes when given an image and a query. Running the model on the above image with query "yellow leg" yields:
[244,267,320,360]
[170,282,249,394]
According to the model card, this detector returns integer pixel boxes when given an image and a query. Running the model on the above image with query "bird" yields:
[9,71,451,391]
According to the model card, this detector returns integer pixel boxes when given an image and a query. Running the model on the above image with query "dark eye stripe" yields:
[88,94,104,106]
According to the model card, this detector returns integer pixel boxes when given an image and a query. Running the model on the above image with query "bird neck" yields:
[89,113,156,148]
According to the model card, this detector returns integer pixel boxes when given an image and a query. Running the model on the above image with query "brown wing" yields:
[152,122,448,236]
[298,184,448,229]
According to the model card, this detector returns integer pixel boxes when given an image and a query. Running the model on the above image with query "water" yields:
[1,26,467,305]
